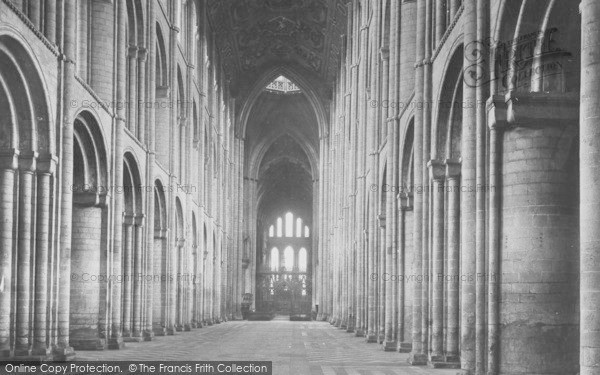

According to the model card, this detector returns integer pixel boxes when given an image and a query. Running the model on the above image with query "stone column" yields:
[143,0,156,341]
[460,0,478,371]
[428,160,445,363]
[137,48,147,144]
[580,2,600,374]
[420,0,433,359]
[449,0,459,20]
[122,214,134,338]
[444,159,460,363]
[56,0,76,359]
[28,0,40,30]
[108,0,127,350]
[33,157,55,356]
[128,46,138,135]
[408,0,427,365]
[15,154,36,357]
[0,154,16,357]
[435,0,446,46]
[494,93,579,374]
[366,0,381,344]
[398,192,413,353]
[131,215,145,340]
[44,0,57,44]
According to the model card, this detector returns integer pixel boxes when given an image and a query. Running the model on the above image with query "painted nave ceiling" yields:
[207,0,348,91]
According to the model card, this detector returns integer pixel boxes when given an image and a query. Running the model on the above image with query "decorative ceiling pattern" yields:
[207,0,348,88]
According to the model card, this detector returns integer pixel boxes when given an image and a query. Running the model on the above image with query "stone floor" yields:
[76,318,459,375]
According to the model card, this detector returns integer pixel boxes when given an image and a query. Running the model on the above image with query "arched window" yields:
[296,218,302,237]
[276,217,283,237]
[285,212,294,237]
[269,225,274,237]
[284,246,294,271]
[270,247,279,272]
[298,248,307,273]
[304,226,310,238]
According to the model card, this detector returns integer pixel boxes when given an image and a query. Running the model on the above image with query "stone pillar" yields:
[449,0,459,20]
[131,215,145,340]
[460,0,478,371]
[128,46,138,135]
[122,215,134,338]
[15,154,36,357]
[108,0,128,350]
[137,48,147,144]
[366,0,381,344]
[435,0,446,46]
[494,93,579,374]
[0,156,16,357]
[444,160,460,363]
[420,0,433,359]
[56,0,76,359]
[44,0,57,44]
[428,160,444,363]
[580,2,600,374]
[28,0,40,30]
[398,192,413,353]
[144,0,156,340]
[33,157,55,356]
[408,0,427,365]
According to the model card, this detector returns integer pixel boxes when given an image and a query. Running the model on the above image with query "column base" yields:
[339,324,347,330]
[70,337,106,350]
[14,348,32,357]
[365,334,378,343]
[428,355,461,369]
[354,329,365,337]
[183,324,192,331]
[0,348,11,358]
[14,347,53,361]
[175,325,184,332]
[345,326,354,333]
[398,342,412,353]
[31,347,53,359]
[123,333,143,343]
[407,352,427,366]
[53,345,76,360]
[143,330,154,341]
[153,326,167,336]
[107,337,125,349]
[166,327,176,335]
[383,341,397,352]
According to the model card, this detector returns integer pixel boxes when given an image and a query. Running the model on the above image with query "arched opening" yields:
[121,152,144,342]
[173,197,189,331]
[155,23,170,166]
[69,112,108,350]
[0,33,53,356]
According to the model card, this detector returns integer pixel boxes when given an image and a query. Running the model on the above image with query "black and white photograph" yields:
[0,0,591,374]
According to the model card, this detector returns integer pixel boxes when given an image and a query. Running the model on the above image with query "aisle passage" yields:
[76,320,457,375]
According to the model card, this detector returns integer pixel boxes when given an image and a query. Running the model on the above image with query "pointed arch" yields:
[236,66,329,140]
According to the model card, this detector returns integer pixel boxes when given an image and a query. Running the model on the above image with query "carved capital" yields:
[0,149,19,170]
[18,151,38,172]
[427,159,445,181]
[444,158,461,179]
